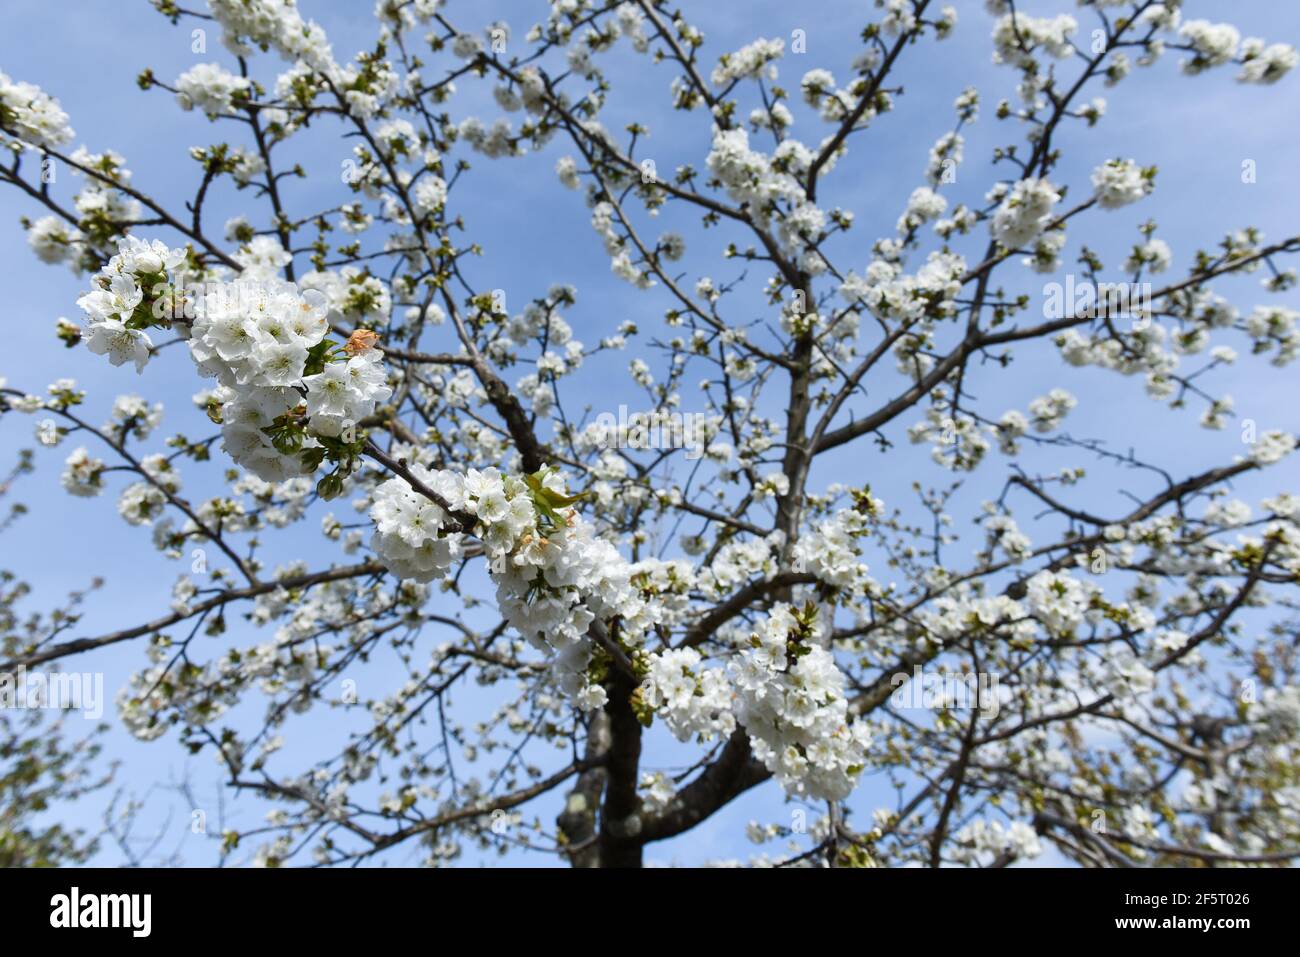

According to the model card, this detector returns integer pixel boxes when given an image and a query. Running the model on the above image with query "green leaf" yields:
[302,339,336,377]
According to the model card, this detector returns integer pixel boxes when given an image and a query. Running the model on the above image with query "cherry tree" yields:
[2,0,1299,867]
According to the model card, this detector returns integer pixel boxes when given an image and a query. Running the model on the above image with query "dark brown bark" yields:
[557,712,610,868]
[596,668,644,867]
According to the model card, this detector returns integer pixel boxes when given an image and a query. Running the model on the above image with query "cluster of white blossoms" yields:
[705,127,829,262]
[492,63,551,116]
[710,37,784,86]
[1247,430,1298,466]
[1177,20,1241,75]
[369,467,494,582]
[27,215,83,270]
[106,393,164,440]
[47,147,143,267]
[206,0,335,71]
[990,12,1077,69]
[193,295,389,479]
[0,69,75,149]
[896,186,948,235]
[951,818,1042,866]
[637,600,878,806]
[299,266,392,326]
[798,67,838,114]
[1090,159,1154,210]
[174,62,251,118]
[728,603,871,801]
[369,465,644,706]
[1099,645,1157,700]
[116,453,180,527]
[909,405,990,472]
[696,535,782,599]
[1021,225,1067,274]
[638,647,737,743]
[1026,388,1077,433]
[983,4,1293,101]
[989,178,1060,249]
[992,410,1029,455]
[61,446,107,497]
[1024,570,1092,638]
[1245,305,1300,366]
[555,155,581,190]
[1237,38,1300,85]
[791,499,879,594]
[188,286,331,389]
[839,250,966,325]
[76,236,393,483]
[76,236,188,372]
[206,0,458,126]
[1248,684,1300,744]
[982,511,1033,562]
[926,129,966,187]
[1124,237,1172,274]
[921,587,1036,644]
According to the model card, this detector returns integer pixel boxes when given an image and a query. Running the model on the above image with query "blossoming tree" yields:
[2,0,1299,867]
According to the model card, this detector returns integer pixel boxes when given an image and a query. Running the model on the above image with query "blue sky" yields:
[2,0,1299,866]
